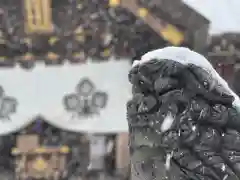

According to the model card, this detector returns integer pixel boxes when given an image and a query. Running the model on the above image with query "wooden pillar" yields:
[116,133,130,176]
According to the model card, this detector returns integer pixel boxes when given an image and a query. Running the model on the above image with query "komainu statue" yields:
[127,47,240,180]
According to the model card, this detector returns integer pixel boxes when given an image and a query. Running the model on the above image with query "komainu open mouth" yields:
[127,47,240,180]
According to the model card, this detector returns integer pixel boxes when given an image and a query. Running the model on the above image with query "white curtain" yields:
[0,59,131,135]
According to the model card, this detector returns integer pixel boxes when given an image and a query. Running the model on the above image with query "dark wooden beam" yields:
[114,0,184,46]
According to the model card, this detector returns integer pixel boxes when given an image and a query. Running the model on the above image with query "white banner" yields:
[0,60,131,135]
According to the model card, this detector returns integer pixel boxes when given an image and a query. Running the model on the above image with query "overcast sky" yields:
[183,0,240,34]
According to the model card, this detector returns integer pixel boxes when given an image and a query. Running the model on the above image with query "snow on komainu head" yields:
[133,46,240,111]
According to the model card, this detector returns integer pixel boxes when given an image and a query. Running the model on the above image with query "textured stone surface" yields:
[127,58,240,180]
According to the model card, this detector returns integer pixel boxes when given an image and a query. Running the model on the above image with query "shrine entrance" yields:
[0,117,90,180]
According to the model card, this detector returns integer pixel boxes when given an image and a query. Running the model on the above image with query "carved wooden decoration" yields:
[0,0,209,69]
[11,134,69,180]
[24,0,53,34]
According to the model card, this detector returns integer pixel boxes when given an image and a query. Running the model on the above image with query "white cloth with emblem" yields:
[0,60,131,135]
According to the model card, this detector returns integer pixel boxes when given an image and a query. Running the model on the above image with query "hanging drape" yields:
[0,60,131,135]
